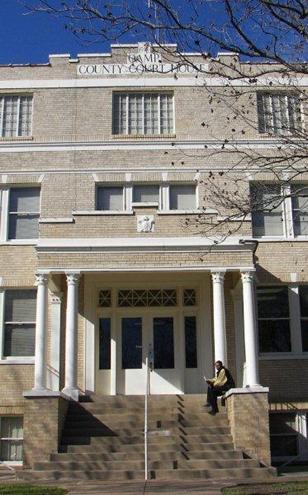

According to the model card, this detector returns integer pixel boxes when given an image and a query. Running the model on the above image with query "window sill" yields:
[112,134,176,140]
[0,240,37,245]
[39,217,74,224]
[0,136,33,142]
[132,202,159,208]
[0,358,34,365]
[259,353,308,360]
[253,236,308,242]
[73,210,134,216]
[157,210,202,215]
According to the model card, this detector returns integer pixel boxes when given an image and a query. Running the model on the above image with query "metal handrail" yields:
[144,353,149,481]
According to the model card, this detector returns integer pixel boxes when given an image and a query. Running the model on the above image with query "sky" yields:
[0,0,99,64]
[0,0,306,65]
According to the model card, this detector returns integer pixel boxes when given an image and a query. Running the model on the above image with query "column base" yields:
[62,387,79,401]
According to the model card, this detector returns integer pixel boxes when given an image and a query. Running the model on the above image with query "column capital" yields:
[241,271,255,284]
[211,271,226,284]
[65,272,81,286]
[50,292,63,304]
[35,273,49,286]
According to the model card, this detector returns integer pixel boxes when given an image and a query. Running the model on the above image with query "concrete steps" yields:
[18,393,275,482]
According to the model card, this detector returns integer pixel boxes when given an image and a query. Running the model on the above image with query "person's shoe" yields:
[208,410,217,415]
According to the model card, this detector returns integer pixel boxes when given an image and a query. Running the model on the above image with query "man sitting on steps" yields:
[205,361,235,415]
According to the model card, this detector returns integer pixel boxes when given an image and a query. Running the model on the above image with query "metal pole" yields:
[144,353,149,481]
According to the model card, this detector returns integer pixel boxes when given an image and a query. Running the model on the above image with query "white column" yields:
[241,271,260,387]
[47,292,63,391]
[33,273,48,391]
[211,271,227,364]
[63,272,80,400]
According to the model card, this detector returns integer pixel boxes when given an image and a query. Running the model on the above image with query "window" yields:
[0,417,23,462]
[122,317,142,369]
[3,290,36,357]
[270,413,298,458]
[170,185,196,210]
[95,184,196,212]
[99,318,111,370]
[97,186,124,211]
[257,286,291,353]
[0,96,32,138]
[113,93,174,135]
[251,182,308,238]
[8,187,40,240]
[184,316,198,368]
[251,183,283,237]
[299,287,308,352]
[257,92,301,135]
[291,184,308,236]
[133,185,159,204]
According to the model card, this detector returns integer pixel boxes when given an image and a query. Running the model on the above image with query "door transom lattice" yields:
[118,289,177,307]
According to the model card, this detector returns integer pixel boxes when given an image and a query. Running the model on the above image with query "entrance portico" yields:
[31,265,261,398]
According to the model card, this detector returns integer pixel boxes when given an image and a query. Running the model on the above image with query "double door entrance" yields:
[117,312,182,395]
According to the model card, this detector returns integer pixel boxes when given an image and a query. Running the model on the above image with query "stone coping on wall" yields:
[224,386,269,398]
[23,390,66,399]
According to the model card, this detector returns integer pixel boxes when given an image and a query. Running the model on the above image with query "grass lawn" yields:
[222,481,308,495]
[0,486,68,495]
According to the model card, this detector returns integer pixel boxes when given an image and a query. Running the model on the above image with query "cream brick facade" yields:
[0,43,307,466]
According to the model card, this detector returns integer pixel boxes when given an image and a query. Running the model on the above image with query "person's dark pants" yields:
[207,385,227,413]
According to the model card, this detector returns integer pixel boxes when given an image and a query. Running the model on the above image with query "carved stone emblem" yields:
[137,215,155,233]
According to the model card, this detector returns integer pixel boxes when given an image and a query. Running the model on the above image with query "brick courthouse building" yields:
[0,43,307,480]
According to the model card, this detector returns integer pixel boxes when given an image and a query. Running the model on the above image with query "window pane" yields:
[144,94,158,134]
[5,290,36,322]
[258,319,291,353]
[0,417,23,462]
[257,287,289,318]
[160,94,173,134]
[0,440,23,461]
[97,187,123,210]
[4,324,35,357]
[1,417,23,438]
[301,319,308,352]
[251,184,283,236]
[292,185,308,236]
[99,318,111,370]
[9,214,39,239]
[2,96,18,137]
[133,185,159,203]
[122,318,142,369]
[128,94,143,134]
[270,435,298,457]
[170,185,196,210]
[9,188,40,213]
[299,287,308,317]
[153,317,174,369]
[18,96,32,136]
[185,316,197,368]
